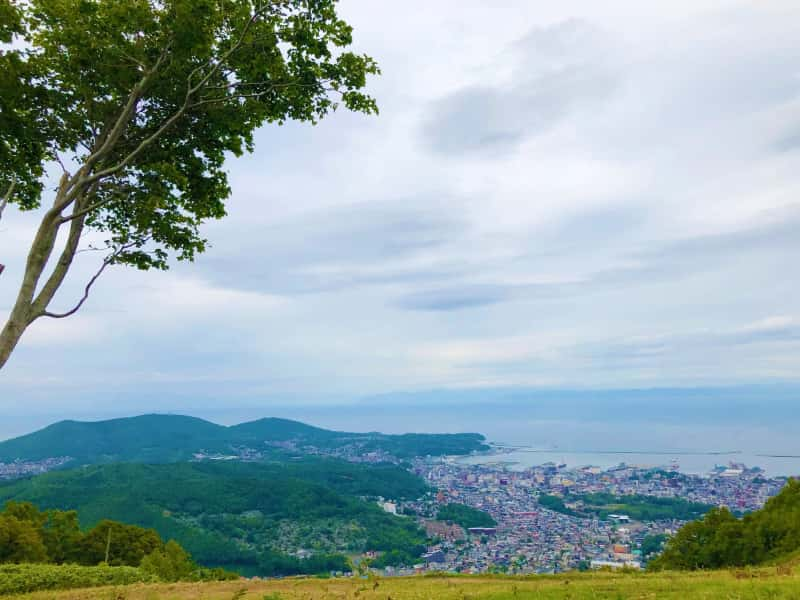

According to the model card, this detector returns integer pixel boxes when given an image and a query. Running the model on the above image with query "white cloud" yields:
[1,0,799,412]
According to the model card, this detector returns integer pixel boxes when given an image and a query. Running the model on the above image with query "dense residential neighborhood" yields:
[0,457,72,479]
[384,456,787,574]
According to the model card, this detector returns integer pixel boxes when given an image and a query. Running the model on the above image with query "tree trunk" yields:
[0,318,20,369]
[0,199,67,370]
[0,173,95,370]
[0,304,30,369]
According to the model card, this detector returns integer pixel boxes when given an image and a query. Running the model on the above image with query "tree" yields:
[2,501,47,529]
[648,507,739,570]
[640,533,667,560]
[0,0,378,369]
[0,502,79,564]
[140,539,196,581]
[648,479,800,571]
[42,510,83,564]
[78,520,163,566]
[0,501,212,572]
[0,515,49,563]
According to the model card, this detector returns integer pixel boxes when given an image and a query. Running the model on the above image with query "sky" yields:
[1,0,800,425]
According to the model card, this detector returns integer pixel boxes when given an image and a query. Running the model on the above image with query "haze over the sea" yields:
[2,385,798,476]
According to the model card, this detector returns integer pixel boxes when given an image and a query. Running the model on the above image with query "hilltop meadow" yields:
[3,567,800,600]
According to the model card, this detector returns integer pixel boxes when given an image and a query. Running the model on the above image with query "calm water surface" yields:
[5,389,799,476]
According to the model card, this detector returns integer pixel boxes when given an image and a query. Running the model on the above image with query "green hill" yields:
[228,417,338,443]
[0,460,429,575]
[0,414,488,465]
[0,415,229,464]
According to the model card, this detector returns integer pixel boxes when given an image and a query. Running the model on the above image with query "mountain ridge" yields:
[0,413,488,465]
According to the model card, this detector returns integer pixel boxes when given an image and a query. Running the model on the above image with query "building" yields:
[468,527,497,536]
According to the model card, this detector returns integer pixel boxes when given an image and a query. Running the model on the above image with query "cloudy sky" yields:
[1,0,799,420]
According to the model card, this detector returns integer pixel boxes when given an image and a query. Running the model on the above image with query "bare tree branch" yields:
[38,241,137,319]
[189,81,328,109]
[53,153,70,175]
[205,79,295,91]
[39,257,112,319]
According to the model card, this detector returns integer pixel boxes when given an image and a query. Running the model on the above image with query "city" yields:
[0,441,790,577]
[386,456,787,575]
[0,457,72,479]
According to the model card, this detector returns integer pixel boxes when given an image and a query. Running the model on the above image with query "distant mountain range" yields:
[0,414,488,465]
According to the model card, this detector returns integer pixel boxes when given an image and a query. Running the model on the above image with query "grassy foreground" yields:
[5,568,800,600]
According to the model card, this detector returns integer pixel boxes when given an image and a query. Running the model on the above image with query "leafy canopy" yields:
[649,478,800,570]
[436,503,497,529]
[0,501,175,567]
[0,0,378,269]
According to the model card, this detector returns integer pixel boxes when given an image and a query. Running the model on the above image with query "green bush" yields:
[0,563,156,595]
[139,540,196,581]
[140,540,239,582]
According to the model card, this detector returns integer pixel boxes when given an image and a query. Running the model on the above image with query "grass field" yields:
[6,567,800,600]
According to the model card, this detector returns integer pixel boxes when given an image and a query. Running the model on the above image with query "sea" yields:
[4,387,799,477]
[230,389,800,477]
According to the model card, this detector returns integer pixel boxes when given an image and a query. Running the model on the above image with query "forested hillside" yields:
[0,460,430,575]
[436,503,497,529]
[0,414,487,465]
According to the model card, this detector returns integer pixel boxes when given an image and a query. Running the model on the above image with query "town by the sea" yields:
[210,388,800,478]
[273,390,800,573]
[7,387,798,478]
[1,387,798,575]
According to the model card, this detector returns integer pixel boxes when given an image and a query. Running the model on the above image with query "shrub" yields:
[0,563,156,595]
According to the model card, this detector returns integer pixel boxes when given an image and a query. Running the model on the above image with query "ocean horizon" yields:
[3,386,798,476]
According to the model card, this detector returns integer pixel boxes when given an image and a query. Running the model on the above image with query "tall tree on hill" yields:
[0,0,378,369]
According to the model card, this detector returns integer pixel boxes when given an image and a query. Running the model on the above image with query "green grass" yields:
[3,567,800,599]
